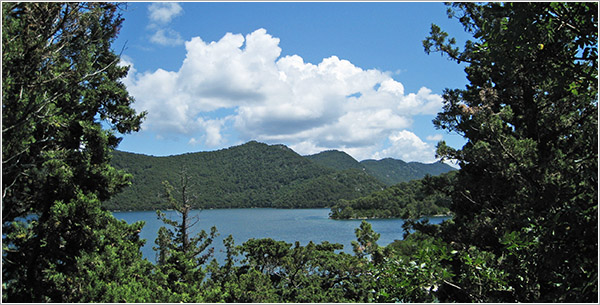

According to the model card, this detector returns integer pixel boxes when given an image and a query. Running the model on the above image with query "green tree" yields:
[49,218,162,302]
[423,2,597,302]
[234,237,373,302]
[153,172,218,302]
[351,220,382,262]
[2,2,147,302]
[329,171,456,220]
[371,231,453,303]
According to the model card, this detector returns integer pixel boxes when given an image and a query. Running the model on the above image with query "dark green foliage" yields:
[2,192,159,302]
[203,236,379,302]
[423,2,597,302]
[273,168,386,208]
[200,219,459,303]
[360,158,455,185]
[351,220,382,261]
[5,2,595,303]
[305,149,365,171]
[330,171,455,219]
[308,150,456,185]
[152,172,218,302]
[2,2,148,302]
[104,141,386,210]
[50,217,161,302]
[140,212,456,303]
[105,142,456,211]
[372,231,454,303]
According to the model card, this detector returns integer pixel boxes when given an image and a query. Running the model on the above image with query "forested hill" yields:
[306,150,456,185]
[104,141,386,210]
[305,150,364,171]
[360,158,455,185]
[330,171,456,219]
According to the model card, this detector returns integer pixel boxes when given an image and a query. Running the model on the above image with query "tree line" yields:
[306,149,456,185]
[330,171,455,219]
[105,145,387,210]
[2,2,597,302]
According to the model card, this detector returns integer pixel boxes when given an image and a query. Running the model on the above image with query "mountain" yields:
[305,150,363,171]
[306,151,456,185]
[104,141,385,211]
[330,171,457,220]
[360,158,455,185]
[406,160,457,178]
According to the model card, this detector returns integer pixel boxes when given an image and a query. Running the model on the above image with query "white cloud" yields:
[197,117,229,147]
[124,28,445,162]
[399,87,444,115]
[150,29,184,46]
[373,130,437,163]
[148,3,183,24]
[147,3,184,46]
[426,134,444,142]
[288,141,327,157]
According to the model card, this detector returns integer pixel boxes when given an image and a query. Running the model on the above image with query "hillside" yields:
[305,150,364,171]
[306,151,456,185]
[360,158,455,185]
[103,141,385,210]
[329,171,457,219]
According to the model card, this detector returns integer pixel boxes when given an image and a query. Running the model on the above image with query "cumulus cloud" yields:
[187,118,224,147]
[124,28,445,161]
[373,130,437,163]
[147,3,184,46]
[150,29,184,46]
[198,117,229,147]
[148,3,183,24]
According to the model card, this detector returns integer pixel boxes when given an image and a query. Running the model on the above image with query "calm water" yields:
[113,208,449,264]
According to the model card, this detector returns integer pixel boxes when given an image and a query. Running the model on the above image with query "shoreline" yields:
[109,206,334,213]
[109,207,453,221]
[329,212,453,220]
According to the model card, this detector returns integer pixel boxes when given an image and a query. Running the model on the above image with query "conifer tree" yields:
[154,171,218,301]
[423,2,597,302]
[2,3,147,301]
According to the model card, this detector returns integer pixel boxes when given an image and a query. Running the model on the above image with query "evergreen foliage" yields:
[2,3,148,302]
[104,141,387,210]
[3,2,595,303]
[421,2,597,302]
[105,142,455,211]
[360,158,455,185]
[305,149,365,171]
[330,171,455,219]
[307,150,456,185]
[153,172,219,302]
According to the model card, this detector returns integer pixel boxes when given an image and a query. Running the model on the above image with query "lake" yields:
[113,208,450,264]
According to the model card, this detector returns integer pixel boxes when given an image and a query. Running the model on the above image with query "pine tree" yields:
[2,3,147,302]
[423,2,597,302]
[154,171,218,301]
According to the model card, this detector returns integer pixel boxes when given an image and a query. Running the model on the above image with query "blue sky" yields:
[112,2,472,163]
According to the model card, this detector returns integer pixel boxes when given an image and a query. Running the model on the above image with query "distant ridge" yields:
[104,141,385,211]
[304,150,363,171]
[306,151,456,185]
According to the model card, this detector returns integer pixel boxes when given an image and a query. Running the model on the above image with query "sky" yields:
[112,2,473,163]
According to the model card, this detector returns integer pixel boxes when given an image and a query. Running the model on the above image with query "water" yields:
[113,208,450,264]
